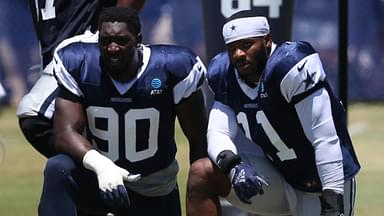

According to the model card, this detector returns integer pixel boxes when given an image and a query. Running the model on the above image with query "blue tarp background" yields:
[0,0,382,105]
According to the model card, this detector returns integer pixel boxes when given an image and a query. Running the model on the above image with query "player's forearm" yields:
[189,142,208,164]
[54,97,91,162]
[207,130,237,165]
[207,101,238,165]
[55,130,93,162]
[316,160,344,193]
[312,118,344,192]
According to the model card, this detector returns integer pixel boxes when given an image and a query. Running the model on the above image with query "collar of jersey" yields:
[110,44,151,95]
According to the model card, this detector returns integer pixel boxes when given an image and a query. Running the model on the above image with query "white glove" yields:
[83,150,141,207]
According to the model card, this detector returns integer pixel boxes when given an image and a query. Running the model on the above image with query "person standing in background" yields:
[16,0,146,158]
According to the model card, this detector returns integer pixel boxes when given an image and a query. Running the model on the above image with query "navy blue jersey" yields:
[54,34,205,176]
[208,41,360,192]
[29,0,116,67]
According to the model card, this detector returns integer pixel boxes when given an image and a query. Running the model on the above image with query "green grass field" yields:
[0,103,383,215]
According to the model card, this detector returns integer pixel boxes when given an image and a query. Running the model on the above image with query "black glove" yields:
[320,189,344,216]
[216,150,269,204]
[230,162,269,204]
[100,185,131,208]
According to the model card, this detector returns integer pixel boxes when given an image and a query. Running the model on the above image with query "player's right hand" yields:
[97,164,141,208]
[82,150,141,208]
[230,162,269,204]
[320,189,344,216]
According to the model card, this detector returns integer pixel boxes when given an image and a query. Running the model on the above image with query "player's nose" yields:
[233,47,246,59]
[107,42,121,53]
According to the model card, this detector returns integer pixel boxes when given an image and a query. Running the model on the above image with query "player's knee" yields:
[19,117,35,136]
[44,154,76,181]
[189,158,213,182]
[19,116,56,158]
[187,158,229,197]
[18,116,50,142]
[19,117,41,148]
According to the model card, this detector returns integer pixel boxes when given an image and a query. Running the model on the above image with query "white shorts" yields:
[16,65,57,119]
[222,153,357,216]
[288,178,356,216]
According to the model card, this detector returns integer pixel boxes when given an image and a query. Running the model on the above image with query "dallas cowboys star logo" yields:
[230,24,236,32]
[304,70,316,89]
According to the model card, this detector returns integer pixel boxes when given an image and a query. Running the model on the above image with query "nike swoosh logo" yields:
[297,59,307,71]
[197,64,202,71]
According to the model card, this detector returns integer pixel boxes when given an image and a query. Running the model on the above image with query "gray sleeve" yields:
[294,88,344,193]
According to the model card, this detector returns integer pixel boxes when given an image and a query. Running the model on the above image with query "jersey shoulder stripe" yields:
[54,31,99,97]
[207,51,233,105]
[265,41,316,80]
[280,53,327,103]
[263,41,327,103]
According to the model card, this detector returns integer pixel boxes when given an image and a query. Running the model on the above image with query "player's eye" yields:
[99,37,112,46]
[227,44,238,53]
[114,37,130,46]
[240,41,252,50]
[99,36,130,46]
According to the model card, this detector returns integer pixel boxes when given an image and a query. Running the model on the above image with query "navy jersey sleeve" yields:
[207,52,232,106]
[54,44,85,98]
[160,45,206,104]
[265,41,327,104]
[54,32,99,97]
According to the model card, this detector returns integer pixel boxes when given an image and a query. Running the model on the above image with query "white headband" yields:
[222,17,270,44]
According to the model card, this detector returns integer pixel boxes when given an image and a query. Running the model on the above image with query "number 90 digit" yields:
[87,106,160,162]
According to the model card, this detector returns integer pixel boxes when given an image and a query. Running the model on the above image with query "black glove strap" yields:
[216,150,241,175]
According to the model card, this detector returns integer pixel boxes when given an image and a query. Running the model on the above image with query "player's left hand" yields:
[320,189,344,216]
[230,162,269,204]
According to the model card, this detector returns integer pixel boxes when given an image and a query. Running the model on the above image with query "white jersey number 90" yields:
[86,106,159,163]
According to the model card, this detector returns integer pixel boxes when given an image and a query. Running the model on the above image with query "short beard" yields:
[242,45,268,86]
[255,44,268,76]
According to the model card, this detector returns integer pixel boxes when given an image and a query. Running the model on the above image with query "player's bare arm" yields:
[54,95,90,162]
[175,89,208,164]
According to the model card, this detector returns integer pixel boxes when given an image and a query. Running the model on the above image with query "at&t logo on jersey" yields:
[150,78,163,95]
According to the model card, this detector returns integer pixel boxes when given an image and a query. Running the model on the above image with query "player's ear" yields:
[264,34,272,47]
[136,33,142,46]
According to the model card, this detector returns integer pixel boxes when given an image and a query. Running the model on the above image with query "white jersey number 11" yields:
[237,111,297,161]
